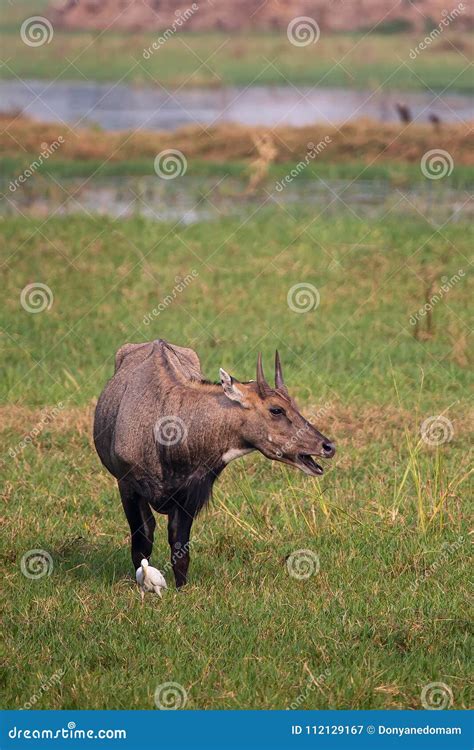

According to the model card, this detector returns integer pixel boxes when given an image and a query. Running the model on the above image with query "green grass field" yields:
[0,0,472,91]
[1,206,472,709]
[2,155,474,189]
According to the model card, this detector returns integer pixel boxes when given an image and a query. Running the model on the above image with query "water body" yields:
[2,176,471,225]
[0,79,472,131]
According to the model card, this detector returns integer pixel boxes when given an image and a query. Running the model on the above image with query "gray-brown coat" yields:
[94,339,335,587]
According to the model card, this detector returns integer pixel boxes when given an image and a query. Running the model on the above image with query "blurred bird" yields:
[136,558,167,602]
[429,113,442,132]
[395,102,412,123]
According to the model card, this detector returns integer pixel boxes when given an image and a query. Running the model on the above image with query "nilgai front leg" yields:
[167,507,194,588]
[119,480,156,571]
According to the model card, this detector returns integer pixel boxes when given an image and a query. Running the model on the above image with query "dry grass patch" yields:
[1,115,473,166]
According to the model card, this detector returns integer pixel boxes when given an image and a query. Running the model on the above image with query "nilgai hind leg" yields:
[119,480,156,571]
[167,506,194,588]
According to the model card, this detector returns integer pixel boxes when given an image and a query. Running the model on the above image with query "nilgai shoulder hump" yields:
[114,339,203,382]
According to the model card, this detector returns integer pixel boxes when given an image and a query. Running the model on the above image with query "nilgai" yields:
[94,339,335,588]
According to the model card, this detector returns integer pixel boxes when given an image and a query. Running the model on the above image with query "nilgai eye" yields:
[269,406,284,416]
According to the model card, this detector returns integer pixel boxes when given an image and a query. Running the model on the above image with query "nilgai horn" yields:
[94,339,335,587]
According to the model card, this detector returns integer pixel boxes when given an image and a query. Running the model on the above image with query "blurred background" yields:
[1,0,473,223]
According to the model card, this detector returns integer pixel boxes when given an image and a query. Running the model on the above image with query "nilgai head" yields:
[219,351,335,476]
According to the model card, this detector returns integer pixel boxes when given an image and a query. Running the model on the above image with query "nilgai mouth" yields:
[295,453,325,476]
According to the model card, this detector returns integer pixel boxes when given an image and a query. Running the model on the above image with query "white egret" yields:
[136,559,167,602]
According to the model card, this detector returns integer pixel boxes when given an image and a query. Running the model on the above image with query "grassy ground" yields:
[0,0,472,91]
[1,208,472,709]
[6,156,474,189]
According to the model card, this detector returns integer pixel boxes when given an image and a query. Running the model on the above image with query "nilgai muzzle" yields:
[94,339,335,587]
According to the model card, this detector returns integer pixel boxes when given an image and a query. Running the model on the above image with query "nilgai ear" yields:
[219,368,249,407]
